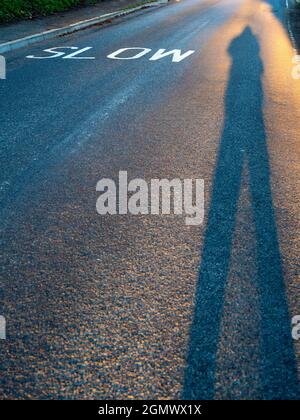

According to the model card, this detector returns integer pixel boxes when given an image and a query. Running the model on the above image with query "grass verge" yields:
[0,0,101,23]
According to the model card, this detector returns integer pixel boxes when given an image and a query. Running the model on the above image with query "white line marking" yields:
[199,20,210,29]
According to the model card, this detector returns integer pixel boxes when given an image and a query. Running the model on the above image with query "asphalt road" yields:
[0,0,300,400]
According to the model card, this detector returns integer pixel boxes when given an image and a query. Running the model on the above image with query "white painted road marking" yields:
[149,49,195,62]
[27,47,95,60]
[26,46,197,63]
[107,47,152,60]
[107,47,195,62]
[62,47,95,59]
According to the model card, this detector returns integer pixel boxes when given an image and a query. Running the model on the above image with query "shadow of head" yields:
[227,26,264,86]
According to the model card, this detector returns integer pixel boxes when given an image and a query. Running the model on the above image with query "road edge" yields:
[0,0,169,54]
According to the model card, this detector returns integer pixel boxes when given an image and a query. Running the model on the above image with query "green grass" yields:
[123,0,157,9]
[0,0,99,23]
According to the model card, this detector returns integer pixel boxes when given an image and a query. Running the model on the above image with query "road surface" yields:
[0,0,300,399]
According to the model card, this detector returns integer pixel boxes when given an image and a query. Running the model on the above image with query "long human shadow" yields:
[182,27,299,400]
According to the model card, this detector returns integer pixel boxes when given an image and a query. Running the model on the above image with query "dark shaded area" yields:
[286,2,300,52]
[183,27,299,400]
